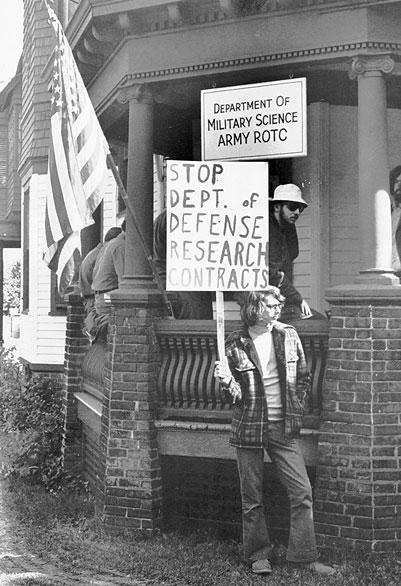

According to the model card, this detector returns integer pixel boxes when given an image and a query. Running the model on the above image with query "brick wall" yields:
[99,299,164,532]
[314,289,401,553]
[63,294,90,471]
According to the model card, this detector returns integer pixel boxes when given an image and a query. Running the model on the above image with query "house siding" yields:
[20,0,52,168]
[19,173,65,365]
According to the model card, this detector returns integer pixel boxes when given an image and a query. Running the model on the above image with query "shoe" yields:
[251,559,273,574]
[292,561,336,575]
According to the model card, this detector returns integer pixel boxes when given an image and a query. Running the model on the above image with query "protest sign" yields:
[166,160,269,292]
[201,78,306,161]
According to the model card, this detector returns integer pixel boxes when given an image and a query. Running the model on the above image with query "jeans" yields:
[236,421,318,564]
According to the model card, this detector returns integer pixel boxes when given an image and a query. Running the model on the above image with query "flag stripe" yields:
[43,2,110,294]
[50,115,83,233]
[48,147,70,240]
[58,239,81,293]
[58,231,80,276]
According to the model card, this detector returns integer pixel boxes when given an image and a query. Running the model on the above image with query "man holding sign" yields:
[214,288,335,576]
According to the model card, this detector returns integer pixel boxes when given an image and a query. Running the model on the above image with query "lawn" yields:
[2,477,401,586]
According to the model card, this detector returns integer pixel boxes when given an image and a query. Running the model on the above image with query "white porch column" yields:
[350,54,397,284]
[116,83,159,296]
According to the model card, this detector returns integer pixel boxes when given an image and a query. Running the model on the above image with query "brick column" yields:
[314,286,401,553]
[62,293,90,471]
[99,299,164,532]
[96,83,165,532]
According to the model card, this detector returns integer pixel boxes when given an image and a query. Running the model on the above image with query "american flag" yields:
[43,2,110,294]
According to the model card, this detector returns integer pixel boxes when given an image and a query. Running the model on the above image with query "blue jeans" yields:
[236,421,318,564]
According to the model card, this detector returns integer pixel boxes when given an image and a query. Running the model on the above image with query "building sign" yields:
[201,78,307,161]
[166,160,269,291]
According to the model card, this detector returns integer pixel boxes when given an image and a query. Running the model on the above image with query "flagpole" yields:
[106,154,174,319]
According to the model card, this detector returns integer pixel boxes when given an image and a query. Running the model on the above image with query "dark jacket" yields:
[153,209,167,279]
[79,243,102,297]
[269,210,302,306]
[221,322,311,447]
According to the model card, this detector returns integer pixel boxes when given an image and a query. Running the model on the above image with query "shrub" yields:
[0,349,69,491]
[3,259,21,316]
[4,376,65,490]
[0,346,23,424]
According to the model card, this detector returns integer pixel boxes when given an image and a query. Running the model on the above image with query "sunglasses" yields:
[283,201,305,213]
[262,302,283,311]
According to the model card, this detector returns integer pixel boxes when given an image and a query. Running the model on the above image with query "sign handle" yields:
[216,291,226,364]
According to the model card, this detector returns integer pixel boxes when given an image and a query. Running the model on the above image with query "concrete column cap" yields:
[325,283,401,304]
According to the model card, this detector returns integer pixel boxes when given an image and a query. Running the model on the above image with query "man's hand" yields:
[214,360,232,385]
[214,360,242,402]
[300,299,312,318]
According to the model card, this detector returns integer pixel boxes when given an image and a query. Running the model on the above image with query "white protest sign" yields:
[166,160,269,292]
[201,78,307,161]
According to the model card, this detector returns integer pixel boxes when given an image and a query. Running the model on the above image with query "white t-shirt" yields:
[249,324,283,421]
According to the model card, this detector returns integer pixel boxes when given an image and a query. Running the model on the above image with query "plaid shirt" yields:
[221,322,311,448]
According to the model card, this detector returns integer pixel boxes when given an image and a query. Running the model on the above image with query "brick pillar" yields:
[99,297,164,532]
[314,285,401,553]
[95,82,165,532]
[62,293,90,471]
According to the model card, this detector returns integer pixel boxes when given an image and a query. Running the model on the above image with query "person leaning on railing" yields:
[269,184,313,322]
[79,227,122,313]
[85,220,126,342]
[214,287,335,577]
[79,226,122,342]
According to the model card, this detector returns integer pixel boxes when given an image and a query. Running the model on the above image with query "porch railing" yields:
[77,317,329,464]
[154,318,329,429]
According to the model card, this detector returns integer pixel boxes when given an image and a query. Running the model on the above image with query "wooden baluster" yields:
[158,334,175,407]
[195,337,208,410]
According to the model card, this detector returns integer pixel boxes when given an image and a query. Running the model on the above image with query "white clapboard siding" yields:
[19,173,66,365]
[213,300,240,321]
[102,170,119,232]
[292,207,312,303]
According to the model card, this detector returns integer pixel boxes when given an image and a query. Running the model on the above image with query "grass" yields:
[2,477,401,586]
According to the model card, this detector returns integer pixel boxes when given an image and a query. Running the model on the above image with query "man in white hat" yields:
[269,184,312,319]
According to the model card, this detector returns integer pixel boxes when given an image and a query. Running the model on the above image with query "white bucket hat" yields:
[271,184,308,207]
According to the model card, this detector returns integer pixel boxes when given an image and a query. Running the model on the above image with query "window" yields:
[50,271,67,314]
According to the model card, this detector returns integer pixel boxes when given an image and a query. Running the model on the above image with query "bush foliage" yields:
[3,259,21,315]
[0,347,66,490]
